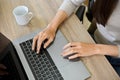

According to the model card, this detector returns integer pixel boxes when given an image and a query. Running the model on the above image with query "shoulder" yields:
[72,0,86,6]
[64,0,86,6]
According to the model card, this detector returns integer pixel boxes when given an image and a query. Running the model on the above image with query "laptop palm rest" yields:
[47,31,90,80]
[13,29,90,80]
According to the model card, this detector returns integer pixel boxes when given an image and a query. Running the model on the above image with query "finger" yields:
[68,54,79,59]
[37,35,46,53]
[44,38,53,48]
[32,35,38,50]
[62,47,77,57]
[63,43,72,50]
[63,42,78,49]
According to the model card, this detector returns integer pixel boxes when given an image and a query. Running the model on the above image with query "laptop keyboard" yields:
[20,39,63,80]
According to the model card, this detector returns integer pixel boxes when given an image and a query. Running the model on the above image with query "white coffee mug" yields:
[13,6,33,25]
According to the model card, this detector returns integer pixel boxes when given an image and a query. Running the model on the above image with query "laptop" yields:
[12,29,90,80]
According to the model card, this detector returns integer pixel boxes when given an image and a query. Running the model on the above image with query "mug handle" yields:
[27,12,33,22]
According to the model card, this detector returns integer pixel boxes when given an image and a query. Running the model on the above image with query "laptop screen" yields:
[0,33,28,80]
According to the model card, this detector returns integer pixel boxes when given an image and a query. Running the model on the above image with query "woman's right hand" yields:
[32,24,56,53]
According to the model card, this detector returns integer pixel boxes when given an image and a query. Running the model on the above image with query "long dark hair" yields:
[93,0,118,26]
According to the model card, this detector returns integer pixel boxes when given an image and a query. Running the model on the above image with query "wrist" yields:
[92,44,101,55]
[96,44,119,57]
[95,44,106,55]
[47,23,58,32]
[117,45,120,57]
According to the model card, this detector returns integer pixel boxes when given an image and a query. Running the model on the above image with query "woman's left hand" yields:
[61,42,100,59]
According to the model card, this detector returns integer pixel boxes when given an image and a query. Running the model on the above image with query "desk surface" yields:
[0,0,119,80]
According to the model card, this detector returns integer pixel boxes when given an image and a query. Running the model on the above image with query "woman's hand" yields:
[32,24,56,53]
[61,42,100,59]
[0,64,8,75]
[32,10,68,54]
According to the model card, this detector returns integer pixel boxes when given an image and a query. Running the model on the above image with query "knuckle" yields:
[42,33,46,36]
[33,36,38,40]
[42,31,47,35]
[37,44,40,49]
[69,42,72,45]
[78,53,81,57]
[50,38,53,42]
[39,32,43,36]
[38,32,44,36]
[40,31,44,34]
[70,48,74,53]
[68,42,71,46]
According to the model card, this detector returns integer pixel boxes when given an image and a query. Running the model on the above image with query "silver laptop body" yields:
[12,29,90,80]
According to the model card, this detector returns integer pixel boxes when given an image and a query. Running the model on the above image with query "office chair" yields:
[86,0,97,35]
[75,5,86,23]
[76,0,94,23]
[76,0,96,35]
[86,0,94,22]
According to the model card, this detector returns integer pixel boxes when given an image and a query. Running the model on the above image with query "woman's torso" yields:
[59,0,120,45]
[94,0,120,45]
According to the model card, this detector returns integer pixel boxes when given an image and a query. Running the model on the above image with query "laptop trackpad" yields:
[60,61,90,80]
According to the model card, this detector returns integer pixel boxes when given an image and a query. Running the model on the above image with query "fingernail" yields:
[37,51,39,54]
[32,47,34,50]
[44,45,46,48]
[68,57,72,59]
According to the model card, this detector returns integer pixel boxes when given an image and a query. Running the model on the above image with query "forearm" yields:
[96,44,119,57]
[47,10,68,32]
[117,45,120,57]
[47,0,87,32]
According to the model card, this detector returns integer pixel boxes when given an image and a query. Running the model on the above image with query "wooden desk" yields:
[0,0,119,80]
